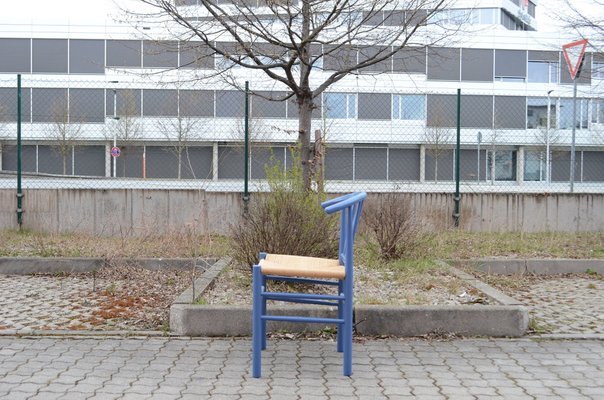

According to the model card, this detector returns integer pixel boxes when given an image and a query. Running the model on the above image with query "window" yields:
[524,150,545,181]
[106,40,142,68]
[494,50,526,81]
[592,99,604,124]
[143,41,178,68]
[461,49,494,82]
[33,39,68,73]
[593,61,604,79]
[69,39,104,74]
[528,61,559,83]
[392,95,425,120]
[527,97,555,129]
[324,93,356,119]
[559,99,588,129]
[0,39,31,73]
[487,150,516,181]
[358,93,390,120]
[479,8,497,24]
[427,47,460,81]
[143,89,178,116]
[70,89,104,123]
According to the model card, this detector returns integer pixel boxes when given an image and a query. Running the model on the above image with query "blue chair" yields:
[252,192,367,378]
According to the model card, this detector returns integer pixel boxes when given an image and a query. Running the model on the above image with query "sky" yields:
[0,0,598,33]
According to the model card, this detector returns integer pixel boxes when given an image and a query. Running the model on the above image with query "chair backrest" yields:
[321,192,367,272]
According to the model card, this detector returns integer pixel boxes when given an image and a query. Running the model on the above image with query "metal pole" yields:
[453,88,461,228]
[570,78,577,193]
[16,74,23,229]
[546,90,553,184]
[477,131,481,182]
[243,81,250,204]
[113,88,117,178]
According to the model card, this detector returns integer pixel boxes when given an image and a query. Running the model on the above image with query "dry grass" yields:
[0,229,231,259]
[407,231,604,260]
[1,229,602,261]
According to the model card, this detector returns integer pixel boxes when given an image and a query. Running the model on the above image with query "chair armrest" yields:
[323,192,367,214]
[321,193,358,210]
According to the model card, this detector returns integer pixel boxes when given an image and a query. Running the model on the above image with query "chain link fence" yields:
[0,75,603,193]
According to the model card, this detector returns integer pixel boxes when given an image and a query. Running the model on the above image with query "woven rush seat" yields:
[260,254,344,279]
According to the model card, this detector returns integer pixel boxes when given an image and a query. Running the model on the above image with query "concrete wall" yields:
[0,189,603,235]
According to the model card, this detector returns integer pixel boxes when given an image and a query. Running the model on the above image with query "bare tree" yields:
[557,1,604,51]
[157,113,204,179]
[424,125,452,183]
[130,0,457,188]
[424,102,453,183]
[50,103,82,175]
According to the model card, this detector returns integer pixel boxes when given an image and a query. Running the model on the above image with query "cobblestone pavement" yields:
[0,337,603,399]
[508,276,604,335]
[0,275,108,331]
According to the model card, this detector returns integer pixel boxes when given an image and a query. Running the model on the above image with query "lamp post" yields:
[546,90,553,184]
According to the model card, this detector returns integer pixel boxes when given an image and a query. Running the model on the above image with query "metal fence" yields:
[0,75,603,194]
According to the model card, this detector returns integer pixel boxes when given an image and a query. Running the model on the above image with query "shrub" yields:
[362,193,420,261]
[231,152,339,267]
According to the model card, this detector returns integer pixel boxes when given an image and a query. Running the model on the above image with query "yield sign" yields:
[562,39,588,80]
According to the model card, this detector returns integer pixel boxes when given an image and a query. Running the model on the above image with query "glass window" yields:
[528,61,558,83]
[324,93,356,119]
[69,39,104,74]
[393,95,425,120]
[32,88,68,123]
[70,89,104,123]
[593,61,604,79]
[33,39,68,73]
[143,89,178,116]
[480,8,496,24]
[0,38,31,73]
[524,150,544,181]
[527,97,555,129]
[106,40,142,68]
[487,150,516,181]
[559,99,573,129]
[558,98,589,129]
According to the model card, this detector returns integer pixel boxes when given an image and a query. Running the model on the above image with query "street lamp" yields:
[546,90,554,184]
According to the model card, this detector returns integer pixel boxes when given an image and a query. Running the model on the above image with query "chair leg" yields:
[337,280,343,353]
[252,265,263,378]
[261,274,267,350]
[342,278,353,377]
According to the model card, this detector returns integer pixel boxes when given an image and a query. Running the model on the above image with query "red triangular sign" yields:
[563,39,588,80]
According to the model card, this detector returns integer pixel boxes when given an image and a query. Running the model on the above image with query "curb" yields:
[0,257,215,275]
[465,258,604,275]
[170,259,529,338]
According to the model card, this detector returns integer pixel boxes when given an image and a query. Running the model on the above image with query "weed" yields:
[362,192,421,261]
[196,298,208,305]
[105,283,117,296]
[230,151,338,267]
[586,268,600,276]
[587,283,597,290]
[528,318,554,335]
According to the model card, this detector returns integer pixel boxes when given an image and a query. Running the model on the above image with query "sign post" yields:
[562,39,588,193]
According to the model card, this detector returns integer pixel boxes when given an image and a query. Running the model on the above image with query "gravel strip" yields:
[202,262,486,306]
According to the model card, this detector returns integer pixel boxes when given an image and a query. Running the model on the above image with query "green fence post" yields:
[16,74,23,229]
[453,88,461,228]
[243,81,250,214]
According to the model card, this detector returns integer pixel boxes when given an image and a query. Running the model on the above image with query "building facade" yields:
[0,0,602,192]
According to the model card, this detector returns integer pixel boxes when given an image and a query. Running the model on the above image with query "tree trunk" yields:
[298,94,314,190]
[434,157,439,183]
[177,149,182,180]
